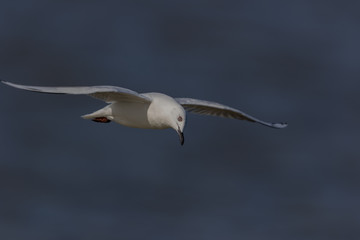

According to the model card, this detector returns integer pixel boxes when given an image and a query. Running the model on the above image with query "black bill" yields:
[177,128,184,146]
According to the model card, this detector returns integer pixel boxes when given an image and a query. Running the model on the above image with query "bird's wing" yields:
[175,97,287,129]
[2,81,151,103]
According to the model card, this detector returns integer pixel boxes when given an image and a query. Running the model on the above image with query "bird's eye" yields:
[178,116,183,122]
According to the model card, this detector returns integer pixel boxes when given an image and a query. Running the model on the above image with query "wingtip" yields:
[272,122,288,129]
[1,80,20,89]
[0,79,9,85]
[1,79,16,87]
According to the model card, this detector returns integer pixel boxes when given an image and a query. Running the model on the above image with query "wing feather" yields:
[176,97,287,129]
[2,81,150,103]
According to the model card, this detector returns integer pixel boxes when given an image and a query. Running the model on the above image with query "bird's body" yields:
[83,101,151,128]
[2,81,287,145]
[83,92,185,130]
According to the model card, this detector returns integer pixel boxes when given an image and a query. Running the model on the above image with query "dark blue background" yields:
[1,1,359,239]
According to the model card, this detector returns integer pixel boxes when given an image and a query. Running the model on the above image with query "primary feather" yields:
[176,98,287,129]
[1,81,150,103]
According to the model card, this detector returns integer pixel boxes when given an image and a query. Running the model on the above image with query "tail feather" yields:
[81,113,96,120]
[81,105,112,120]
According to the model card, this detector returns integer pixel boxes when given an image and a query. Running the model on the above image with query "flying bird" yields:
[2,81,287,145]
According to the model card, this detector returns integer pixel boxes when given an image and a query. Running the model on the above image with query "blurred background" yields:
[0,0,359,239]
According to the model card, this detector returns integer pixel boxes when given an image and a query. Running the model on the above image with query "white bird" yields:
[2,81,287,145]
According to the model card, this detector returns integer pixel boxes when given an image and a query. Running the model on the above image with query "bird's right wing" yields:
[1,81,151,103]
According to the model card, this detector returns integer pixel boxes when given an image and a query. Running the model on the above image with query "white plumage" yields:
[2,81,287,145]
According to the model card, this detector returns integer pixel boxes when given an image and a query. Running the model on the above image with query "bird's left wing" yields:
[176,97,287,129]
[2,81,151,103]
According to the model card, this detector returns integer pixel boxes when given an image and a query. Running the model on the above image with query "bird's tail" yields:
[81,105,113,122]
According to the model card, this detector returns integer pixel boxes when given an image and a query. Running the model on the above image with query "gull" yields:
[2,81,287,145]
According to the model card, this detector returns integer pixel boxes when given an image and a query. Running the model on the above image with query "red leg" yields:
[92,117,111,123]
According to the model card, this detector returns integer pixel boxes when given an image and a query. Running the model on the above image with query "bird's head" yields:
[146,93,187,145]
[168,106,186,145]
